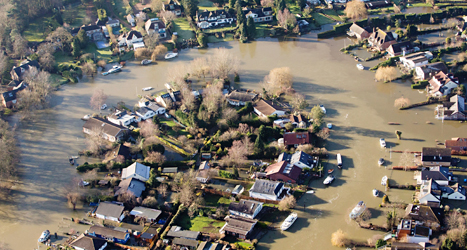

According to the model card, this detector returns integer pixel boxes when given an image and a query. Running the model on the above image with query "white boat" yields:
[380,138,386,148]
[141,59,152,65]
[337,153,342,169]
[323,175,335,185]
[101,104,107,110]
[280,212,298,230]
[349,201,366,220]
[327,123,333,129]
[378,158,385,166]
[142,87,153,91]
[38,230,50,243]
[319,104,326,114]
[165,52,178,60]
[306,190,315,194]
[381,176,388,186]
[373,189,379,197]
[357,64,364,70]
[82,114,91,120]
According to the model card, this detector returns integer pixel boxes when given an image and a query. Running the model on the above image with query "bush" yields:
[76,162,107,172]
[219,170,235,179]
[411,80,429,89]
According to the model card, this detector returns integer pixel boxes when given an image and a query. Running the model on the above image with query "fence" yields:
[203,188,280,205]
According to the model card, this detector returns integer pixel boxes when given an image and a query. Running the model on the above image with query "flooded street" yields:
[1,30,466,249]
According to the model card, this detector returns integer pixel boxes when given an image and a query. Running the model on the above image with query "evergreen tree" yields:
[254,136,265,156]
[229,0,236,9]
[197,32,207,47]
[235,0,245,26]
[54,11,63,25]
[76,29,89,48]
[183,0,199,18]
[246,16,256,39]
[240,22,248,41]
[296,0,306,10]
[71,38,81,58]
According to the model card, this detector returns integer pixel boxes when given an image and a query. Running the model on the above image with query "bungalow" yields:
[387,242,440,250]
[196,161,212,183]
[130,206,162,223]
[418,179,465,203]
[249,179,284,201]
[122,162,150,182]
[283,132,311,147]
[242,7,273,23]
[163,0,182,16]
[173,238,199,250]
[274,114,307,129]
[232,185,244,195]
[414,62,448,80]
[446,183,466,200]
[418,179,441,207]
[118,30,143,47]
[136,106,157,120]
[253,99,286,117]
[145,18,167,38]
[87,225,130,244]
[427,71,459,97]
[445,137,467,151]
[277,151,318,169]
[10,59,39,81]
[147,102,166,115]
[106,19,120,28]
[156,93,175,108]
[265,161,302,184]
[94,202,125,222]
[397,219,432,244]
[386,41,417,57]
[348,23,372,40]
[166,226,200,240]
[435,95,466,121]
[69,234,107,250]
[225,90,258,106]
[196,9,235,29]
[405,204,443,230]
[421,148,452,168]
[107,109,140,127]
[83,117,129,142]
[368,28,396,51]
[127,14,136,26]
[228,199,263,219]
[219,215,257,239]
[415,166,451,186]
[115,177,146,198]
[400,51,432,70]
[71,25,103,40]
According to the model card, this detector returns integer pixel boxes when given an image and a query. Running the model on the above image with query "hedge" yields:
[411,80,429,89]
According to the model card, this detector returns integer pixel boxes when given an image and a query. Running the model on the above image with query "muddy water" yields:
[1,31,466,249]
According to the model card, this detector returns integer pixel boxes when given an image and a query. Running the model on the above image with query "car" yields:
[101,104,107,110]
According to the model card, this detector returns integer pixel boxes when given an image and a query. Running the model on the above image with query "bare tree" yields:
[237,123,251,134]
[64,177,82,210]
[151,44,168,61]
[221,140,248,167]
[142,196,158,208]
[331,229,350,247]
[167,63,190,89]
[261,0,274,7]
[0,53,8,83]
[345,0,368,20]
[201,80,224,116]
[209,48,239,79]
[82,62,97,77]
[36,42,56,56]
[180,82,197,110]
[17,69,54,115]
[134,48,152,59]
[242,135,254,155]
[277,9,297,30]
[262,67,293,95]
[82,169,99,181]
[151,0,163,13]
[394,97,410,108]
[145,151,166,165]
[157,183,169,198]
[0,119,19,183]
[12,34,28,58]
[290,93,307,110]
[90,89,108,111]
[39,52,55,72]
[296,144,314,155]
[97,60,107,70]
[117,191,137,205]
[140,120,160,137]
[375,66,397,82]
[159,11,176,24]
[190,57,211,80]
[46,27,72,52]
[85,126,107,155]
[144,32,160,50]
[222,108,238,124]
[278,195,296,211]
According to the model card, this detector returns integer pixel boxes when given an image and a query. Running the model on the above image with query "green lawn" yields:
[204,194,232,206]
[112,0,129,20]
[322,9,343,22]
[178,212,225,233]
[311,12,335,25]
[50,73,68,87]
[204,24,236,34]
[207,33,234,43]
[173,18,196,40]
[198,0,214,7]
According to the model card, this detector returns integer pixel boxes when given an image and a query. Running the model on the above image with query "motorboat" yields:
[357,64,364,70]
[165,52,178,60]
[280,213,298,230]
[69,157,75,165]
[328,169,334,174]
[337,153,342,169]
[101,104,107,110]
[378,158,385,166]
[349,201,366,220]
[82,114,91,120]
[323,175,335,185]
[78,180,90,187]
[354,56,360,61]
[38,230,50,243]
[108,65,122,73]
[380,138,386,148]
[327,123,333,129]
[141,59,152,65]
[142,87,153,91]
[381,176,388,186]
[373,189,379,197]
[306,190,315,194]
[319,104,326,114]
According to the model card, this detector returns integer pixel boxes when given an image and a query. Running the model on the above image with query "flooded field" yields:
[1,30,466,250]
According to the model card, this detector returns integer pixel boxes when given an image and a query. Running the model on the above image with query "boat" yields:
[101,104,107,110]
[102,71,109,76]
[328,169,334,174]
[388,122,400,125]
[141,59,152,65]
[306,190,315,194]
[165,52,178,60]
[327,123,333,129]
[323,175,335,185]
[380,138,386,148]
[319,104,326,114]
[373,189,379,197]
[378,158,385,166]
[354,56,359,61]
[142,87,153,91]
[381,175,388,186]
[337,153,342,169]
[280,213,298,230]
[71,156,79,159]
[82,114,91,120]
[357,64,364,70]
[69,157,74,165]
[38,230,50,243]
[349,201,366,220]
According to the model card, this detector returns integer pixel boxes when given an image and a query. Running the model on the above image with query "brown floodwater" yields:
[1,30,466,249]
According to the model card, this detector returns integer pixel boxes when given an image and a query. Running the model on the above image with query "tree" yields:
[395,130,402,140]
[151,0,163,13]
[376,239,387,248]
[277,9,297,30]
[145,151,166,165]
[76,29,89,48]
[261,0,274,7]
[160,11,176,24]
[296,0,306,10]
[262,67,293,95]
[197,32,207,48]
[210,48,239,79]
[17,69,54,115]
[406,24,418,37]
[134,48,152,59]
[0,53,9,84]
[331,229,349,247]
[382,195,389,204]
[12,34,28,58]
[221,140,248,167]
[0,119,19,183]
[85,126,107,155]
[142,197,158,208]
[246,16,256,39]
[90,89,108,111]
[183,0,199,18]
[290,93,307,110]
[394,97,410,108]
[375,66,397,82]
[97,60,106,70]
[235,0,245,25]
[157,183,169,198]
[71,38,81,58]
[82,62,97,77]
[39,52,55,72]
[276,0,286,11]
[239,23,248,41]
[97,9,107,22]
[144,32,160,50]
[344,0,368,20]
[310,105,325,125]
[64,178,82,210]
[284,122,294,131]
[229,0,236,8]
[46,27,72,52]
[278,195,296,211]
[140,120,160,137]
[442,238,458,250]
[151,44,168,61]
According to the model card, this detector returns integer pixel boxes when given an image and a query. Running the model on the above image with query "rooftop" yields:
[130,206,162,220]
[95,202,124,219]
[254,99,284,116]
[228,199,263,216]
[249,179,283,196]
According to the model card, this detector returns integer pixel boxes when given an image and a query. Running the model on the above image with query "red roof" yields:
[265,161,301,183]
[445,138,467,149]
[283,132,311,146]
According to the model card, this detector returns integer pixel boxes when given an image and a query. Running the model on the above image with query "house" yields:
[253,99,286,117]
[145,18,167,38]
[118,30,143,47]
[87,225,130,244]
[368,28,396,51]
[415,166,452,185]
[386,242,439,250]
[1,90,18,108]
[283,132,311,147]
[387,41,417,57]
[197,242,229,250]
[94,202,125,222]
[122,162,150,182]
[106,19,120,28]
[69,234,107,250]
[130,206,162,223]
[156,93,175,108]
[414,62,448,80]
[115,177,146,198]
[228,199,263,219]
[348,23,372,40]
[242,7,273,23]
[232,185,244,195]
[365,0,392,9]
[83,117,129,142]
[219,215,257,239]
[421,148,452,168]
[71,25,103,40]
[445,137,467,151]
[127,14,136,26]
[173,238,199,250]
[139,98,167,115]
[404,204,443,230]
[196,9,235,29]
[445,183,466,200]
[163,0,182,16]
[225,90,258,106]
[417,179,442,207]
[274,114,307,129]
[397,219,432,244]
[265,161,302,184]
[427,71,459,97]
[435,95,466,121]
[249,179,285,201]
[169,90,182,103]
[166,226,200,240]
[107,109,140,127]
[400,52,432,70]
[278,151,317,169]
[136,106,157,120]
[10,59,39,81]
[196,161,211,183]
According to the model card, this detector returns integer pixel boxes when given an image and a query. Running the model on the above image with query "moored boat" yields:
[327,123,333,129]
[373,189,379,197]
[323,175,335,185]
[328,169,334,174]
[142,87,153,91]
[381,175,388,186]
[337,153,342,169]
[38,230,50,243]
[349,201,366,220]
[357,64,364,70]
[281,212,298,230]
[82,114,91,120]
[378,158,384,166]
[380,138,386,148]
[319,104,326,114]
[141,59,152,65]
[165,52,178,60]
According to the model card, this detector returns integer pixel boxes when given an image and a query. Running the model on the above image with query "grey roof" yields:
[199,161,210,170]
[290,151,313,166]
[167,226,200,240]
[422,148,451,163]
[70,234,107,250]
[71,24,101,34]
[388,41,415,54]
[418,62,448,79]
[162,167,178,173]
[349,23,371,36]
[130,206,162,220]
[1,90,17,102]
[420,166,451,181]
[88,225,128,240]
[137,106,154,115]
[83,117,128,137]
[223,215,257,236]
[197,242,229,250]
[122,162,150,180]
[12,60,39,78]
[95,202,124,219]
[115,178,146,197]
[229,199,263,216]
[226,90,258,103]
[249,179,283,196]
[106,19,120,25]
[141,232,155,240]
[173,238,199,247]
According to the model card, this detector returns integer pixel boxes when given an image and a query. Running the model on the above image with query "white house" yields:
[107,110,140,127]
[249,179,284,201]
[435,95,467,121]
[400,52,432,70]
[127,14,136,26]
[196,161,211,183]
[145,18,167,38]
[118,30,143,47]
[253,99,286,117]
[95,202,125,222]
[414,62,448,80]
[414,166,451,186]
[106,18,120,28]
[196,9,235,29]
[121,162,150,182]
[397,219,431,244]
[136,107,157,120]
[446,183,466,200]
[130,206,162,223]
[242,7,273,23]
[228,199,263,219]
[428,71,459,97]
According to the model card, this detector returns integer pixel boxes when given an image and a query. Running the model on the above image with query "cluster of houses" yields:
[195,7,273,29]
[1,59,38,108]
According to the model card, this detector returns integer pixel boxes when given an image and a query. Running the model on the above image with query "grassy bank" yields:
[173,18,196,40]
